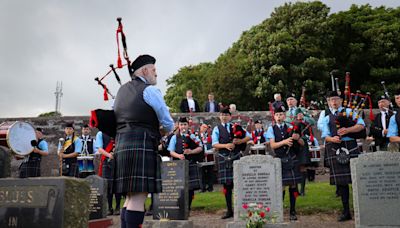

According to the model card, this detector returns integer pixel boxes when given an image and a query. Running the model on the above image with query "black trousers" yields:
[201,165,215,190]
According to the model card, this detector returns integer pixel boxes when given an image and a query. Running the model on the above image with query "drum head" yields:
[7,122,36,156]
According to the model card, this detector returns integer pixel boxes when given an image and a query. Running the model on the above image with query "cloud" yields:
[0,0,398,117]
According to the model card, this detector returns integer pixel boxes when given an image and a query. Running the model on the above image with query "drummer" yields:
[58,122,82,177]
[199,123,215,192]
[80,124,96,155]
[368,95,393,151]
[168,117,203,210]
[250,120,269,154]
[19,128,49,178]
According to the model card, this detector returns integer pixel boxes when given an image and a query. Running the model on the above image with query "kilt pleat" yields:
[19,160,41,178]
[102,159,115,193]
[325,140,359,185]
[114,129,161,194]
[281,159,302,186]
[188,163,201,190]
[217,152,241,185]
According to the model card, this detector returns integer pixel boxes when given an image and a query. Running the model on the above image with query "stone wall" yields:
[0,110,374,177]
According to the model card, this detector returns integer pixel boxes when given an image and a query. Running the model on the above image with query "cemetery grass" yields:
[143,182,352,215]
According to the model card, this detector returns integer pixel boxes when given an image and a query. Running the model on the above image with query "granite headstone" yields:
[351,151,400,228]
[86,175,108,220]
[153,160,189,220]
[0,177,90,228]
[233,155,283,223]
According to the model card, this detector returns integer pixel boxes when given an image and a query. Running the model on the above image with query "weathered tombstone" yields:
[86,175,108,220]
[0,177,90,228]
[0,146,11,178]
[153,160,189,220]
[351,151,400,228]
[227,155,284,228]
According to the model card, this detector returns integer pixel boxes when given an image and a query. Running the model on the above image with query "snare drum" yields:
[309,146,321,162]
[77,156,94,173]
[250,144,266,155]
[0,121,36,156]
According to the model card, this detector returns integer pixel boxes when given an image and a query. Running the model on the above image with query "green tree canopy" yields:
[165,2,400,111]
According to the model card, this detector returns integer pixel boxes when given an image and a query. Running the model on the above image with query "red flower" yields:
[260,211,265,218]
[242,204,248,209]
[257,203,263,209]
[265,207,270,212]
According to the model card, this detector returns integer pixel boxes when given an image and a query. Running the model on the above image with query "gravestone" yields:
[233,155,283,223]
[86,175,107,220]
[351,151,400,228]
[153,160,189,220]
[0,177,90,228]
[0,146,11,178]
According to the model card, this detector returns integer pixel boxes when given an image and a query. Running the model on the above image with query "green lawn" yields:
[121,182,352,215]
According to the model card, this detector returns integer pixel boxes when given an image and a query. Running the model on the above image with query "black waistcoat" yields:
[273,124,290,158]
[114,77,160,135]
[175,134,203,163]
[80,136,94,154]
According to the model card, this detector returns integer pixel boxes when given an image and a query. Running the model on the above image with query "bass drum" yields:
[0,121,36,156]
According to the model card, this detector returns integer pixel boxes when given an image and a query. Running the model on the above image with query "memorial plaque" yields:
[233,155,283,223]
[351,151,400,228]
[153,160,189,220]
[86,175,107,220]
[0,177,90,228]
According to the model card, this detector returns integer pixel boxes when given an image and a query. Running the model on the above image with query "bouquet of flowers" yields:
[240,203,277,228]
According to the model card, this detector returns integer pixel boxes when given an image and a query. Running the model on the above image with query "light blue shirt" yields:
[137,76,174,132]
[95,131,104,150]
[387,114,398,137]
[209,102,215,112]
[167,133,201,152]
[320,107,365,140]
[58,136,82,154]
[211,123,251,145]
[38,140,49,154]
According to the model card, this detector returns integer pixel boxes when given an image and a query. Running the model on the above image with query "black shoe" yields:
[290,211,297,221]
[221,211,233,219]
[207,187,214,192]
[145,210,153,216]
[299,192,305,196]
[201,188,207,193]
[338,213,352,222]
[107,209,113,216]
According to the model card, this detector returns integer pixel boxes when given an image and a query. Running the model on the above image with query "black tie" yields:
[225,124,229,133]
[280,125,284,131]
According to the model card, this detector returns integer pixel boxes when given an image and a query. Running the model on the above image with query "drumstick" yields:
[58,138,65,176]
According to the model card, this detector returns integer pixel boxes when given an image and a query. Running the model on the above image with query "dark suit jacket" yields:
[369,111,392,147]
[180,98,201,113]
[204,101,220,112]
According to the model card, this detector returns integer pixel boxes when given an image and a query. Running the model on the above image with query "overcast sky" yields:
[0,0,398,118]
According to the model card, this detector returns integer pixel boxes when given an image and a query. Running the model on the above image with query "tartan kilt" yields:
[102,158,115,194]
[297,144,311,166]
[19,160,41,178]
[217,152,241,185]
[188,162,201,191]
[114,128,162,194]
[325,140,360,185]
[281,158,302,186]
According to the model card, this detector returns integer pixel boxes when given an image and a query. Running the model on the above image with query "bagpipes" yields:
[90,18,133,137]
[381,81,394,110]
[231,122,247,152]
[333,72,373,139]
[180,129,203,162]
